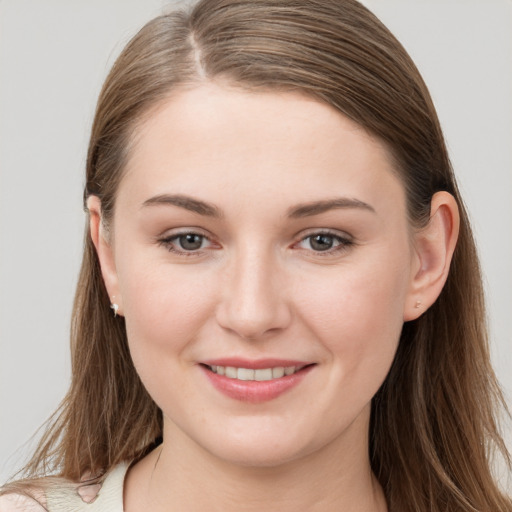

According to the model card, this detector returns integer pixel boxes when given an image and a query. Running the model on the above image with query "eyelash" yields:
[294,230,354,257]
[157,231,214,257]
[157,230,354,258]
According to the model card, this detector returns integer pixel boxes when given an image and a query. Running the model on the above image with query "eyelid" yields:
[157,226,211,240]
[293,227,354,244]
[157,228,218,257]
[292,228,355,256]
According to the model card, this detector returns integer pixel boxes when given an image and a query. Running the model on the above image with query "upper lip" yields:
[201,358,314,370]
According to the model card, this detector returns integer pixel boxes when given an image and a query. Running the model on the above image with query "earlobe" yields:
[404,191,460,321]
[87,196,123,317]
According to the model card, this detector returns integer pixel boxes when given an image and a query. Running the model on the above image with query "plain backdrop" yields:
[1,0,511,485]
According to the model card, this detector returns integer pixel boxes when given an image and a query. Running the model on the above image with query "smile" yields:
[200,361,315,403]
[208,365,301,381]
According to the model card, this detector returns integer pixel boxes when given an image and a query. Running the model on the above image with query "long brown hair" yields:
[4,1,511,510]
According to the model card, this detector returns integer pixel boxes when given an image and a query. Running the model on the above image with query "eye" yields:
[176,233,206,251]
[307,234,337,251]
[296,231,353,254]
[158,231,214,255]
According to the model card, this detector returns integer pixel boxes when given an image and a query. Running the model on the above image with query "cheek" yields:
[295,253,409,371]
[117,261,221,413]
[117,257,217,364]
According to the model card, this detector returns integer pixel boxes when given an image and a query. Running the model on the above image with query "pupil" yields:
[311,234,333,251]
[179,234,203,250]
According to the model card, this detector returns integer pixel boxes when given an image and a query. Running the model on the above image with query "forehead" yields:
[119,82,406,218]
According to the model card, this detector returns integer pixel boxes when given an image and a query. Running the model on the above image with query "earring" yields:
[110,296,119,317]
[414,300,421,309]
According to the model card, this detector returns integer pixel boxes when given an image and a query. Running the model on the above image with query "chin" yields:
[192,421,336,470]
[209,442,310,469]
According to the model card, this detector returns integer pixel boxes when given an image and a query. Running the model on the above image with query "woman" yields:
[1,0,510,510]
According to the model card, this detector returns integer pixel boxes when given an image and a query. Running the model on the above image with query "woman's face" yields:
[102,83,421,467]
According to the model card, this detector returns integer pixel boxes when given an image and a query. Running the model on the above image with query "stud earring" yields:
[110,296,119,317]
[414,300,421,309]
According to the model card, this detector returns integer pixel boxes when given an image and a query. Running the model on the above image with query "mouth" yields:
[199,360,316,403]
[203,364,308,381]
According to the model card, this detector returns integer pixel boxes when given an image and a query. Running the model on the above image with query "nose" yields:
[215,245,292,340]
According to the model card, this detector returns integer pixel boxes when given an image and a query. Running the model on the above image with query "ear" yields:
[87,196,123,317]
[403,191,460,321]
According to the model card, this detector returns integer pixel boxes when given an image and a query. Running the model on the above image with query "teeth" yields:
[272,367,285,378]
[225,366,237,378]
[237,368,254,381]
[209,365,299,380]
[255,368,272,381]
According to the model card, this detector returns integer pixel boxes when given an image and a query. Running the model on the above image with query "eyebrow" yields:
[141,194,223,218]
[287,198,376,218]
[141,193,375,218]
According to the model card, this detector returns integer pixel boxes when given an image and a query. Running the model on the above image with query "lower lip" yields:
[200,365,314,403]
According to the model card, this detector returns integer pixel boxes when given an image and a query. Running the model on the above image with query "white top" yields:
[0,463,128,512]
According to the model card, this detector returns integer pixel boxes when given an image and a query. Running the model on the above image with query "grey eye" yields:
[178,234,205,250]
[309,234,335,251]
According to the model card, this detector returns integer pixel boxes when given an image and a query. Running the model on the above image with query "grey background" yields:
[1,0,511,486]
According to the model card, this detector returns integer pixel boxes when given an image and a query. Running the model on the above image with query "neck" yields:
[125,416,387,512]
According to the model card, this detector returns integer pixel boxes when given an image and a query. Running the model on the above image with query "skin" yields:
[88,82,459,512]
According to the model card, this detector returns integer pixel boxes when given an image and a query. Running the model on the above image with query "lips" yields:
[200,359,315,403]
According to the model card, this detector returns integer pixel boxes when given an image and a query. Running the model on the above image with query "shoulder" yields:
[0,493,46,512]
[46,462,129,512]
[0,462,129,512]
